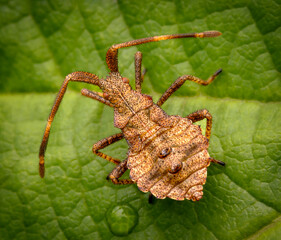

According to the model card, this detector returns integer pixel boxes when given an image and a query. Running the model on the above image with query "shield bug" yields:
[39,31,225,201]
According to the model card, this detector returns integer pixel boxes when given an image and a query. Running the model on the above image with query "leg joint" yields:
[92,144,99,154]
[135,51,142,57]
[202,109,212,120]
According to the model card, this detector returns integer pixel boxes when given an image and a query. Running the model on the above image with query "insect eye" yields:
[158,147,171,158]
[122,77,129,83]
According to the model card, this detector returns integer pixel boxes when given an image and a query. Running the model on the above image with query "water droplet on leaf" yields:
[106,205,138,236]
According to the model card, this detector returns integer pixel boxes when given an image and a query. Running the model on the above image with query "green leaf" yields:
[0,0,280,239]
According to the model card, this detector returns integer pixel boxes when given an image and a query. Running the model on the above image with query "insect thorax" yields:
[99,72,154,129]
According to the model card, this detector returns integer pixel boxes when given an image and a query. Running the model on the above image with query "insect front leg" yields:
[92,133,124,165]
[134,51,146,93]
[81,88,114,107]
[107,159,134,185]
[157,69,222,107]
[39,71,100,178]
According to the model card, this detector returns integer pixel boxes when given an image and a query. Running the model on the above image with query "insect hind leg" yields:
[210,158,225,166]
[107,159,134,185]
[92,129,134,184]
[186,109,225,166]
[186,109,213,140]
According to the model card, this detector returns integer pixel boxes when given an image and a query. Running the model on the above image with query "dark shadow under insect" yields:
[39,31,225,201]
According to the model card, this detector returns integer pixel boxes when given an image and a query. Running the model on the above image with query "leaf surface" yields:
[0,0,280,239]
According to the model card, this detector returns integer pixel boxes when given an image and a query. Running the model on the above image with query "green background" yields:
[0,0,280,239]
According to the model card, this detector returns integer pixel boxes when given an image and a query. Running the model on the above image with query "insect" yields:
[39,31,225,201]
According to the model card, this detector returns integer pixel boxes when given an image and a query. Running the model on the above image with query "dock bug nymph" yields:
[39,31,225,201]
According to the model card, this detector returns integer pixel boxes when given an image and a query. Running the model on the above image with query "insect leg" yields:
[157,69,222,106]
[186,109,225,166]
[106,31,222,72]
[92,133,124,165]
[148,193,155,204]
[81,88,114,107]
[107,159,134,185]
[135,51,146,93]
[186,109,213,140]
[209,158,225,166]
[39,72,100,178]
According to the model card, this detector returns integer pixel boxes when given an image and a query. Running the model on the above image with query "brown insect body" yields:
[102,72,210,201]
[39,31,225,201]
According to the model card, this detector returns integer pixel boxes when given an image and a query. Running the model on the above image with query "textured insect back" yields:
[39,31,224,202]
[127,117,211,201]
[99,72,154,129]
[113,92,153,129]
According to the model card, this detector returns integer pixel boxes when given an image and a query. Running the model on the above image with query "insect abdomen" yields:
[127,117,210,200]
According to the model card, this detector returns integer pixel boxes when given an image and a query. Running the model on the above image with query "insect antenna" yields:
[39,72,100,178]
[106,31,222,72]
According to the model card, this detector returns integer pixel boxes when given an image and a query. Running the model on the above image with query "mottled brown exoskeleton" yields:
[39,31,225,201]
